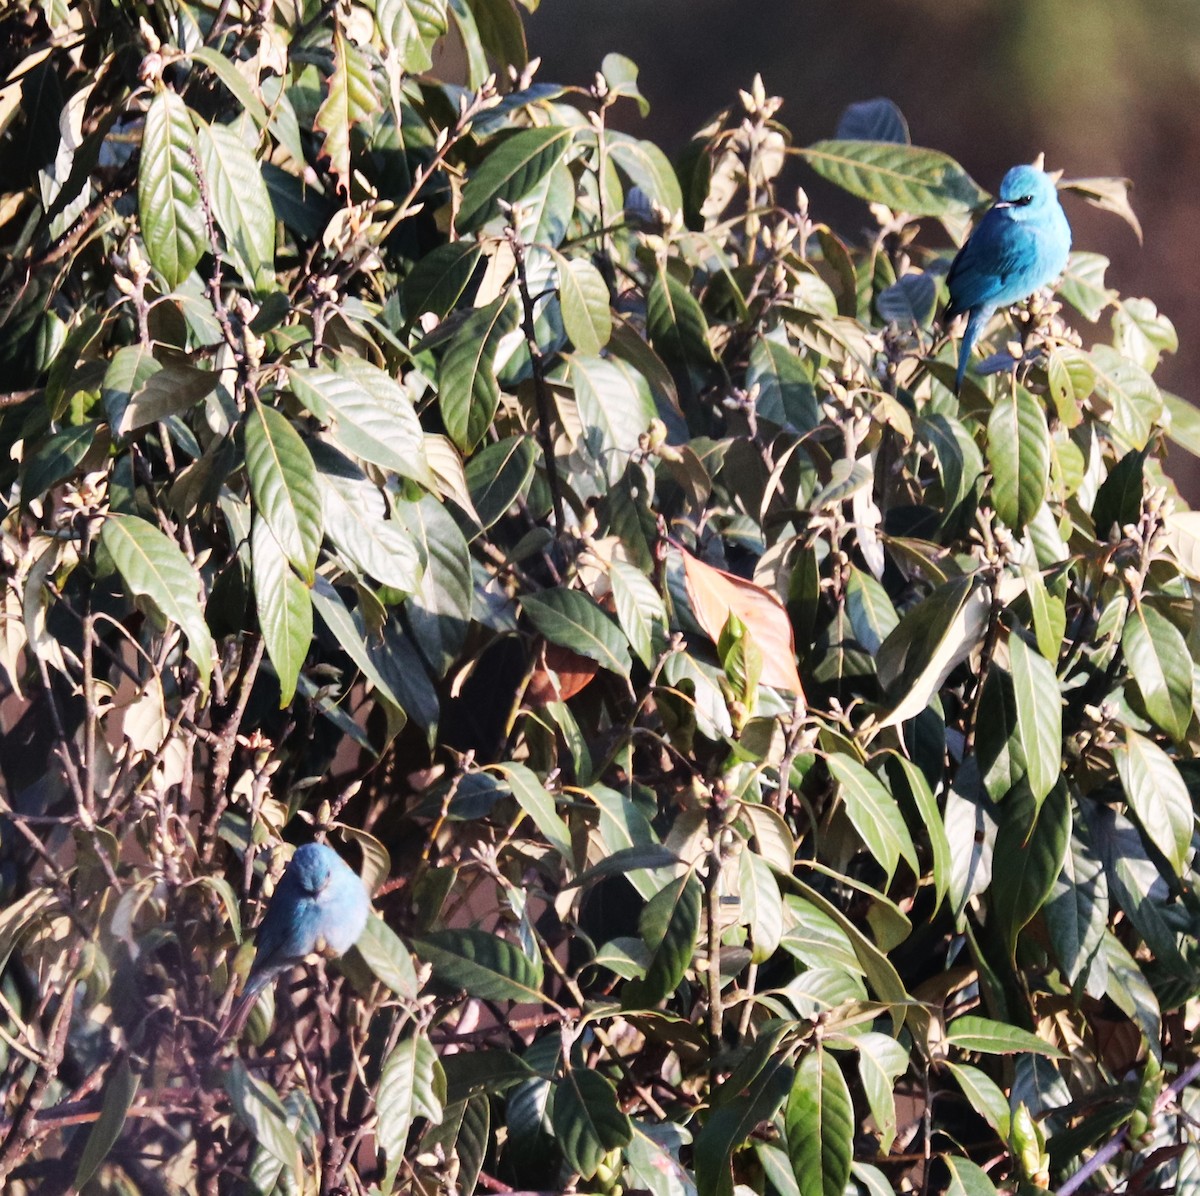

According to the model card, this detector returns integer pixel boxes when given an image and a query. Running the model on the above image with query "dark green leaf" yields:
[465,435,536,529]
[785,1047,854,1196]
[75,1057,140,1189]
[1112,730,1193,875]
[138,90,204,288]
[1008,633,1062,808]
[251,517,311,706]
[244,400,322,584]
[376,1031,445,1166]
[826,755,918,883]
[1121,602,1193,742]
[622,872,702,1009]
[988,387,1049,533]
[438,295,520,452]
[800,140,986,216]
[458,126,575,231]
[551,1068,632,1180]
[100,514,214,691]
[413,929,544,1003]
[554,252,612,355]
[990,780,1071,956]
[944,1015,1064,1057]
[521,588,632,677]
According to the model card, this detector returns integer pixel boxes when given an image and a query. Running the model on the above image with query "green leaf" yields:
[521,588,632,677]
[1008,634,1062,808]
[22,423,96,505]
[1059,251,1115,322]
[113,359,218,436]
[566,354,655,481]
[376,0,449,73]
[315,24,379,193]
[551,1068,632,1180]
[225,1059,301,1170]
[1092,447,1146,538]
[316,453,423,592]
[75,1056,140,1189]
[438,294,520,452]
[990,780,1071,956]
[138,89,204,288]
[785,1047,854,1196]
[942,1061,1010,1139]
[403,496,473,675]
[376,1031,445,1168]
[647,265,714,376]
[1121,601,1193,742]
[353,912,419,999]
[988,387,1049,533]
[944,1015,1064,1057]
[244,400,322,584]
[800,140,986,216]
[1091,344,1163,451]
[608,559,666,668]
[826,755,918,884]
[187,46,269,128]
[403,240,482,322]
[465,435,536,529]
[747,334,820,433]
[854,1032,909,1154]
[1025,567,1067,662]
[413,929,544,1003]
[251,517,311,707]
[458,126,575,231]
[605,132,683,214]
[944,1156,1000,1196]
[554,252,612,355]
[309,577,406,718]
[1112,730,1193,876]
[100,514,214,691]
[491,762,572,860]
[1045,827,1108,987]
[622,872,702,1009]
[695,1060,792,1196]
[195,118,275,293]
[887,753,951,912]
[739,848,783,962]
[600,52,649,116]
[289,358,434,488]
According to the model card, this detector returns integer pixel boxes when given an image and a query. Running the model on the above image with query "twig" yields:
[1058,1056,1200,1195]
[508,223,566,533]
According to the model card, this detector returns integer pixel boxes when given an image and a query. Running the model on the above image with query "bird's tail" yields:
[955,306,993,394]
[214,974,269,1044]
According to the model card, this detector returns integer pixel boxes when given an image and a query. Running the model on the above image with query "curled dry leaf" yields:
[680,547,805,698]
[526,640,599,706]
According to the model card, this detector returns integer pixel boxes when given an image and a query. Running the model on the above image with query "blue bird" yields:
[945,161,1072,392]
[220,842,370,1040]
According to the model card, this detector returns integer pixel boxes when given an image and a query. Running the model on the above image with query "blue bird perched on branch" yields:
[219,842,370,1041]
[945,158,1072,392]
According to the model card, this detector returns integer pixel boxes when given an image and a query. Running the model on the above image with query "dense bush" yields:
[0,1,1198,1194]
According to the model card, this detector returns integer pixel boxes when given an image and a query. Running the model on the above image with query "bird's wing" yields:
[945,212,1040,317]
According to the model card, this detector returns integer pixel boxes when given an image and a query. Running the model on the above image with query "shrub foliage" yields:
[0,2,1198,1194]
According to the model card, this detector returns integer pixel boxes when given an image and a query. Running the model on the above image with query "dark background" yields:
[525,0,1200,493]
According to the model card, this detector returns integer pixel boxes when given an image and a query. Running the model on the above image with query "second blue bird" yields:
[221,842,370,1039]
[945,162,1072,392]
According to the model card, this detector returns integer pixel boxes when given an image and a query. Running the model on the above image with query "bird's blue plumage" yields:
[221,842,370,1039]
[945,163,1072,391]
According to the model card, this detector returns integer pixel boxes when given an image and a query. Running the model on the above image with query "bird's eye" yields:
[1014,195,1034,206]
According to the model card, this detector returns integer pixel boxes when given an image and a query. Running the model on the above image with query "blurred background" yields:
[526,0,1200,493]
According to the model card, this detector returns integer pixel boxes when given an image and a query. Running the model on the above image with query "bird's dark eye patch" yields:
[1013,195,1034,206]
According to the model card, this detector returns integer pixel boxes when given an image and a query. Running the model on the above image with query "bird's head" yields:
[994,163,1060,218]
[288,842,337,896]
